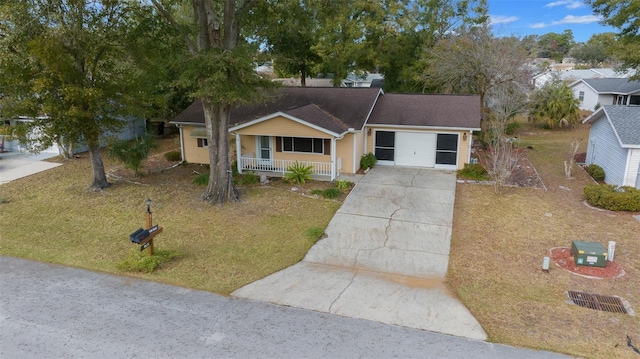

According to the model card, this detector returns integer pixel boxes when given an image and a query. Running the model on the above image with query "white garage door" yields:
[395,132,436,167]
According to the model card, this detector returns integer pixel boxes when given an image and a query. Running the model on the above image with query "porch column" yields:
[331,137,337,181]
[467,130,473,165]
[235,133,242,174]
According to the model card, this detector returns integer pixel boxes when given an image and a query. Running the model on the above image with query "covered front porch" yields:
[237,156,342,181]
[238,153,342,181]
[234,134,342,181]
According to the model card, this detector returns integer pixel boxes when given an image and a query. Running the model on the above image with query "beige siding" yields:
[336,133,356,175]
[458,131,471,169]
[236,116,329,138]
[354,131,366,173]
[238,134,256,157]
[182,126,210,164]
[364,126,470,170]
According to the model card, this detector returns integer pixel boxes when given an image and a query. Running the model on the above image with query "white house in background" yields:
[583,105,640,189]
[531,68,631,89]
[341,73,384,88]
[570,78,640,111]
[0,116,146,155]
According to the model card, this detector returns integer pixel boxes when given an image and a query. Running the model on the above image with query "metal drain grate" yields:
[567,290,628,314]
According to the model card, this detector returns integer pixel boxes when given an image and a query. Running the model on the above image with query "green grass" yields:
[449,120,640,359]
[0,142,340,295]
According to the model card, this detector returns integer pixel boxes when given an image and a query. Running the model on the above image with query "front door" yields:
[257,136,272,166]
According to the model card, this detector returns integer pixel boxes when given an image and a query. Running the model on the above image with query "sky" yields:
[488,0,618,43]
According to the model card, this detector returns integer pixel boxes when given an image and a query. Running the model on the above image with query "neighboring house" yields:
[583,105,640,189]
[170,87,481,180]
[532,68,631,89]
[570,78,640,111]
[341,73,384,88]
[0,116,146,155]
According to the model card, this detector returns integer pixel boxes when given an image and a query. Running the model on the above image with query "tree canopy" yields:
[0,0,160,189]
[151,0,273,204]
[587,0,640,77]
[423,25,532,128]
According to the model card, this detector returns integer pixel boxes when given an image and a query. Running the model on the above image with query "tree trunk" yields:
[200,98,239,204]
[88,144,109,190]
[300,64,307,87]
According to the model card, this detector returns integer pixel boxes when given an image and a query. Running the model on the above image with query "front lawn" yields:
[449,122,640,359]
[0,138,341,294]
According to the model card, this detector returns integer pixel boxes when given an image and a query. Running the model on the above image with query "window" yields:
[282,137,324,154]
[374,131,395,161]
[435,134,458,165]
[579,91,585,101]
[197,138,208,147]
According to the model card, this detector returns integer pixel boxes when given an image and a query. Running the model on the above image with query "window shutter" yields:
[324,139,331,155]
[275,137,282,152]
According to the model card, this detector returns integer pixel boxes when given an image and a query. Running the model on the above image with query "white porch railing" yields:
[239,157,340,178]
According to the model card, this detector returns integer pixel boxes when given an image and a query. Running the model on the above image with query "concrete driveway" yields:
[233,166,487,340]
[0,151,61,184]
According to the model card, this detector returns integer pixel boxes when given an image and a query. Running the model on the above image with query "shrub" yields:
[117,249,179,273]
[193,172,209,185]
[360,152,377,169]
[164,151,182,161]
[311,187,342,199]
[587,164,605,181]
[505,121,520,135]
[335,180,353,190]
[236,171,259,185]
[284,161,314,184]
[458,163,489,181]
[305,227,325,243]
[106,133,157,176]
[584,184,640,211]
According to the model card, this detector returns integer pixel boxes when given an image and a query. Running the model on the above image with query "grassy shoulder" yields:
[448,122,640,359]
[0,141,341,295]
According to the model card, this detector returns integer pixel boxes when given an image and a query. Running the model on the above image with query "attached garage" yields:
[367,93,480,170]
[373,130,459,169]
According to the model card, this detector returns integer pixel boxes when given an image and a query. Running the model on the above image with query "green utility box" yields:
[571,240,608,268]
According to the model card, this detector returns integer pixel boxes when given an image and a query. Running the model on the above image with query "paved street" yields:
[0,256,570,358]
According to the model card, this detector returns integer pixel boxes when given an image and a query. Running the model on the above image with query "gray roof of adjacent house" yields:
[170,87,481,134]
[581,78,640,94]
[368,93,481,129]
[584,105,640,146]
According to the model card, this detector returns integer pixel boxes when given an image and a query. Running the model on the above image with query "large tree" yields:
[587,0,640,77]
[151,0,271,204]
[250,0,321,86]
[570,33,617,68]
[378,0,488,92]
[536,30,575,62]
[0,0,149,190]
[423,25,532,129]
[309,0,390,86]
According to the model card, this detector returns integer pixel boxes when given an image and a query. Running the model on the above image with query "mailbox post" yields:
[145,198,153,255]
[129,198,162,255]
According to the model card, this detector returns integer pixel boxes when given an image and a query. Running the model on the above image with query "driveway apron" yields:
[232,166,487,340]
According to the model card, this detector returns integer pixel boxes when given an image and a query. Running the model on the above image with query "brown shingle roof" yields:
[171,87,382,135]
[368,93,481,129]
[170,88,481,133]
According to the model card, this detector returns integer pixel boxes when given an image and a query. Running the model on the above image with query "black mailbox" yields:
[134,230,150,244]
[130,228,144,243]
